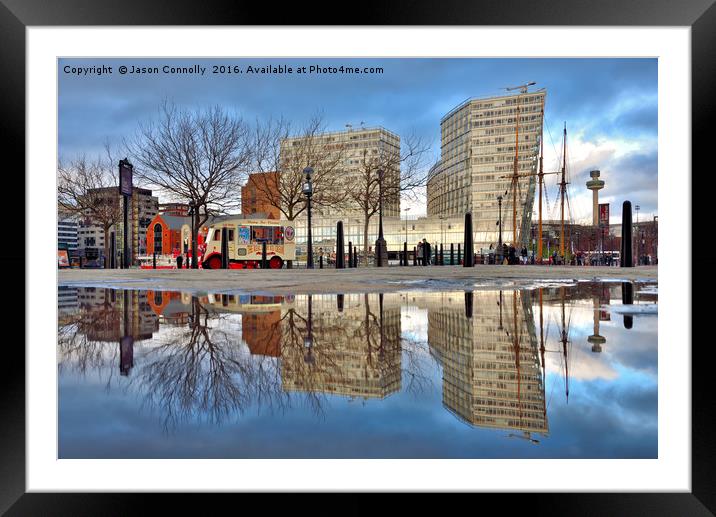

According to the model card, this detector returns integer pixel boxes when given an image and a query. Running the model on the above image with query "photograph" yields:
[6,12,705,510]
[56,56,659,460]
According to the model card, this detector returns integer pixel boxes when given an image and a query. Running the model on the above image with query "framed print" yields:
[4,0,710,513]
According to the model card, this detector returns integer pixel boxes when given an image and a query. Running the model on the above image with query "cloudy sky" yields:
[58,58,657,223]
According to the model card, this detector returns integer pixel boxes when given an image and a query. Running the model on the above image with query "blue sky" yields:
[58,58,657,222]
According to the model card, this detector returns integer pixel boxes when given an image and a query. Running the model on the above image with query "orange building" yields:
[146,214,194,257]
[241,172,280,219]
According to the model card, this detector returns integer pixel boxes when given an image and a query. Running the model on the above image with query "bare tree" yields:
[58,150,123,265]
[253,114,350,220]
[127,101,252,267]
[348,133,431,264]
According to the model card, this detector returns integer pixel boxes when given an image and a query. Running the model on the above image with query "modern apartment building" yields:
[427,90,546,250]
[280,126,401,220]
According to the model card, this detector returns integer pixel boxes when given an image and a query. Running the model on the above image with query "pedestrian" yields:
[521,247,528,265]
[417,241,423,265]
[423,239,431,266]
[176,253,183,269]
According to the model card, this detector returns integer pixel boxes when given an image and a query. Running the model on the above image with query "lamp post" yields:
[497,194,503,262]
[634,204,640,265]
[375,168,387,267]
[403,207,411,266]
[303,167,314,269]
[403,207,410,244]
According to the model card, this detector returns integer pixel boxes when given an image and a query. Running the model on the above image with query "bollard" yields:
[336,221,345,269]
[337,294,344,312]
[153,252,156,269]
[403,242,408,267]
[463,213,474,267]
[440,243,444,266]
[621,201,633,267]
[465,291,474,319]
[354,246,358,268]
[261,241,267,269]
[348,241,353,268]
[413,246,417,266]
[450,243,454,266]
[457,243,461,265]
[110,232,116,269]
[221,227,229,269]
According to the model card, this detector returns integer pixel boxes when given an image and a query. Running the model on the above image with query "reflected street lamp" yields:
[303,167,314,269]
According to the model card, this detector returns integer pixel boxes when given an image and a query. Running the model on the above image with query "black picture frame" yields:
[3,0,708,513]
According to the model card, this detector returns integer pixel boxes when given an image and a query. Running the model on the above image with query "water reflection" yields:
[57,281,657,458]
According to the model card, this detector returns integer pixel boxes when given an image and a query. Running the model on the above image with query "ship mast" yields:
[501,82,535,248]
[559,123,568,259]
[538,110,545,262]
[499,86,559,259]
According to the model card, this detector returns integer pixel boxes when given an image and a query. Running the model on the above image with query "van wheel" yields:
[269,256,283,269]
[206,256,222,269]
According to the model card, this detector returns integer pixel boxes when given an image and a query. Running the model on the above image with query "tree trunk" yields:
[363,216,370,266]
[192,223,200,268]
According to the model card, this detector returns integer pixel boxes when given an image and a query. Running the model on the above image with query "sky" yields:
[58,58,658,223]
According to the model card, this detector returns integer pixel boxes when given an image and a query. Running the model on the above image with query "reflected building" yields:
[425,290,548,436]
[280,293,402,399]
[73,287,158,342]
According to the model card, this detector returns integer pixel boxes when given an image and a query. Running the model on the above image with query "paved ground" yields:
[58,265,658,295]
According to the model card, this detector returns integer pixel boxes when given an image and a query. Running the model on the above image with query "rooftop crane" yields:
[502,81,537,94]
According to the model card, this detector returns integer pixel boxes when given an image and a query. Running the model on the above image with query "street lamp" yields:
[303,167,314,269]
[403,207,411,244]
[634,204,640,265]
[497,194,503,262]
[403,207,411,266]
[375,168,387,267]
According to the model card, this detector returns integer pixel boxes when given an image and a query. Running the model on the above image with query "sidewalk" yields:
[58,265,658,295]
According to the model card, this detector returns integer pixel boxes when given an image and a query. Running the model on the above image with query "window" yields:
[251,226,284,244]
[153,223,163,253]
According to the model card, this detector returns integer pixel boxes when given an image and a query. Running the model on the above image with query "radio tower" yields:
[587,170,605,227]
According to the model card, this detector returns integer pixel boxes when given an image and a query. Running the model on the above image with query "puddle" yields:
[57,281,658,459]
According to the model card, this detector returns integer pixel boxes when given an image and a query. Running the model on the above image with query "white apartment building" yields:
[427,90,546,250]
[280,126,401,220]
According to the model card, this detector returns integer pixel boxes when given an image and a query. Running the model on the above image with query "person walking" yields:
[417,241,424,266]
[423,238,431,266]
